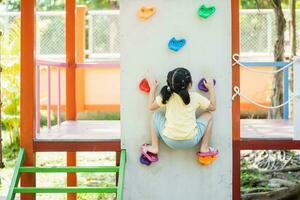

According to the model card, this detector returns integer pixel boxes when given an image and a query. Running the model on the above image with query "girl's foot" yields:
[144,144,159,154]
[141,144,159,162]
[200,145,210,153]
[198,147,219,157]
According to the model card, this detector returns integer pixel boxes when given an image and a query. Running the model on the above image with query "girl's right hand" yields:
[204,79,215,91]
[148,79,159,91]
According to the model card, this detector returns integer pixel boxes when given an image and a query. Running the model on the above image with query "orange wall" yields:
[39,66,120,111]
[240,66,274,111]
[39,66,273,112]
[39,66,67,105]
[84,67,120,105]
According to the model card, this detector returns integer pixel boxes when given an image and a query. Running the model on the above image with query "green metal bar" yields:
[7,148,26,200]
[117,149,126,200]
[14,187,117,193]
[19,166,119,173]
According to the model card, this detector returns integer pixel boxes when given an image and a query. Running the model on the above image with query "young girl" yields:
[142,67,217,160]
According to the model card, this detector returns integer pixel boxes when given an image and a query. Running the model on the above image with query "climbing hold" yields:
[197,4,216,19]
[140,154,152,166]
[140,144,159,162]
[198,78,216,92]
[138,6,156,20]
[168,37,186,52]
[139,78,150,93]
[197,148,218,165]
[198,155,217,165]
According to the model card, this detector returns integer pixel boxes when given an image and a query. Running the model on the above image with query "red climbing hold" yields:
[139,78,150,93]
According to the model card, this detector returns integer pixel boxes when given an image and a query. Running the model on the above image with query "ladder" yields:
[7,148,126,200]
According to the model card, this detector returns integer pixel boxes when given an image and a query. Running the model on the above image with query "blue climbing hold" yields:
[168,37,186,52]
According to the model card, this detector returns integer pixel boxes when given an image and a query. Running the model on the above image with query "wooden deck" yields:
[34,120,121,152]
[241,119,293,140]
[36,120,120,142]
[35,119,294,141]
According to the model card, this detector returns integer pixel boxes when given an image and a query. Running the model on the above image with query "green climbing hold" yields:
[198,4,216,19]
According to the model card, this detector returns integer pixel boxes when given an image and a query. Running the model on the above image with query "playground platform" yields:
[34,120,121,152]
[241,119,293,140]
[35,119,293,141]
[37,120,120,141]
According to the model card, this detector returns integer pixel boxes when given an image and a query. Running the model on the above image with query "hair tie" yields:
[167,86,171,92]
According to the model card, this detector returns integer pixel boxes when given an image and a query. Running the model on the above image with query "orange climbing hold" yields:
[198,155,217,165]
[138,6,156,20]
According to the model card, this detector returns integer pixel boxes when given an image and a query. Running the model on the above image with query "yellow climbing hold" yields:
[138,6,156,21]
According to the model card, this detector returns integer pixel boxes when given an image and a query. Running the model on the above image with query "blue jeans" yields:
[152,112,208,149]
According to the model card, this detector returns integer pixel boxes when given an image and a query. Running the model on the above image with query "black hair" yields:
[160,67,192,105]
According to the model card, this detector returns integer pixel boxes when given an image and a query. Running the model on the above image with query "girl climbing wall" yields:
[140,68,218,165]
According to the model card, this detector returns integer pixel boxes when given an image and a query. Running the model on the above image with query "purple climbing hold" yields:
[198,78,216,92]
[140,154,152,166]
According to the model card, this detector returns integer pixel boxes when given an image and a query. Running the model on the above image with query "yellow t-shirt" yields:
[155,92,210,140]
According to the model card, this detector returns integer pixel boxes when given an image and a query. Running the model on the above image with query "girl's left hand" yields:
[148,79,159,91]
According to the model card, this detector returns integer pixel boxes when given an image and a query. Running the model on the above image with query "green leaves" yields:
[1,16,20,146]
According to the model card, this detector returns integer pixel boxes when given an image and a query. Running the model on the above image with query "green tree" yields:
[241,0,289,9]
[3,0,119,11]
[0,19,20,145]
[0,18,21,162]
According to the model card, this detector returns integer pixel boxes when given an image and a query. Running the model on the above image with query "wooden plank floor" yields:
[36,119,293,141]
[241,119,293,139]
[36,120,120,141]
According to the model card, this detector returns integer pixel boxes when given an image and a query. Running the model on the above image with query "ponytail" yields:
[161,67,192,105]
[160,85,173,104]
[177,88,190,105]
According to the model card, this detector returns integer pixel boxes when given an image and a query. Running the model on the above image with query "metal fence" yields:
[240,9,300,57]
[88,10,120,60]
[1,9,300,59]
[36,11,66,57]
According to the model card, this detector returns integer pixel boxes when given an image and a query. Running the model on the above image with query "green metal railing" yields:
[7,148,126,200]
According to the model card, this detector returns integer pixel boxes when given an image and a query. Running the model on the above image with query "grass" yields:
[77,111,120,120]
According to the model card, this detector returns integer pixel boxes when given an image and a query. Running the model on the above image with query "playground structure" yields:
[121,1,232,199]
[5,0,300,200]
[0,9,283,114]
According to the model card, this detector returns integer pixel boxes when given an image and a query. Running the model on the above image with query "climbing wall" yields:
[294,59,300,140]
[120,0,232,199]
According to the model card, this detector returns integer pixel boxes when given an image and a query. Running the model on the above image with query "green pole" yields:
[7,148,25,200]
[117,149,126,200]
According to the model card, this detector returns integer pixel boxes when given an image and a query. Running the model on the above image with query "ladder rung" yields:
[19,166,119,173]
[14,187,117,193]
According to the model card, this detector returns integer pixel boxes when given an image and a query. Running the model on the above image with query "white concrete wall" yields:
[294,58,300,140]
[120,0,232,199]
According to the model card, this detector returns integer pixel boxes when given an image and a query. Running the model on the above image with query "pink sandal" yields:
[197,147,219,157]
[140,144,159,162]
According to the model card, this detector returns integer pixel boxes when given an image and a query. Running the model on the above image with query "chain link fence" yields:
[240,9,300,57]
[1,9,300,59]
[88,10,120,60]
[240,10,276,56]
[0,11,66,59]
[36,12,66,57]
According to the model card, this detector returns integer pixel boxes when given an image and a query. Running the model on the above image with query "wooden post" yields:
[20,0,36,199]
[66,0,77,199]
[294,57,300,140]
[232,0,240,199]
[76,5,87,112]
